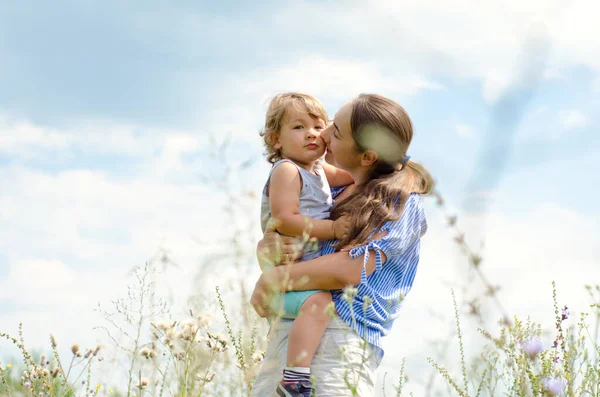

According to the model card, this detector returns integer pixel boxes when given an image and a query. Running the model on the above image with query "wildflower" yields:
[180,323,198,341]
[342,287,358,302]
[561,306,570,321]
[140,347,156,359]
[542,377,566,396]
[521,339,543,360]
[93,345,102,356]
[197,314,213,328]
[197,372,215,383]
[6,364,11,369]
[166,328,176,339]
[71,344,80,356]
[24,381,32,390]
[454,233,465,244]
[42,368,50,377]
[136,379,149,389]
[180,319,196,329]
[252,351,265,362]
[447,215,457,226]
[157,321,173,331]
[470,254,482,267]
[215,333,227,343]
[50,334,57,347]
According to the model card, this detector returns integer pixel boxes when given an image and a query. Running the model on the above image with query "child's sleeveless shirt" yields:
[260,159,333,261]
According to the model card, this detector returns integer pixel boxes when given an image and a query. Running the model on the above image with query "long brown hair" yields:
[330,94,433,250]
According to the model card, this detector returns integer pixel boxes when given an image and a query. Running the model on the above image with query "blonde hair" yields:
[259,92,329,164]
[331,93,434,250]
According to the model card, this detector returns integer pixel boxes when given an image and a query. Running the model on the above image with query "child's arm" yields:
[269,162,348,240]
[319,161,354,187]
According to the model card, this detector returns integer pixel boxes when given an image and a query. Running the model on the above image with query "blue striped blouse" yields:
[323,191,427,361]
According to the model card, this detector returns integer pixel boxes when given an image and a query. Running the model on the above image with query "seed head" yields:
[136,379,149,389]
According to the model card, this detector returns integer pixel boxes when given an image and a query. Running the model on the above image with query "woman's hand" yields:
[250,267,284,317]
[257,219,304,268]
[333,215,351,240]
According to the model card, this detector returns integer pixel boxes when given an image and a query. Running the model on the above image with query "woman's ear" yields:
[360,150,378,166]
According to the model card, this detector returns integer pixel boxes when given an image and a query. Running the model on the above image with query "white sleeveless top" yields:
[260,159,333,260]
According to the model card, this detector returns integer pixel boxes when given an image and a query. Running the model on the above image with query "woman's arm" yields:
[251,233,387,317]
[320,161,354,188]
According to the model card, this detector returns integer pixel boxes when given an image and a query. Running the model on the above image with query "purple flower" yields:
[542,377,566,396]
[561,306,570,321]
[24,381,32,390]
[521,339,543,359]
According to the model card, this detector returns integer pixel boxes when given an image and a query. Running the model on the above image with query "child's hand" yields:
[333,216,351,240]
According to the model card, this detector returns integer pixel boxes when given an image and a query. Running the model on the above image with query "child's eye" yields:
[293,125,304,130]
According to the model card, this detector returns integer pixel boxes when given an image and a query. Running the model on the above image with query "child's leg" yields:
[286,291,332,367]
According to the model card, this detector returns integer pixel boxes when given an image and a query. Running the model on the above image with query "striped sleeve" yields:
[348,193,426,283]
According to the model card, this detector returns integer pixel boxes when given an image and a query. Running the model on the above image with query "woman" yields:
[250,94,433,396]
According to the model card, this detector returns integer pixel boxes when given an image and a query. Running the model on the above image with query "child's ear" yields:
[268,133,282,150]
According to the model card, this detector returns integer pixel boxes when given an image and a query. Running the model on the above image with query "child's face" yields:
[273,108,327,167]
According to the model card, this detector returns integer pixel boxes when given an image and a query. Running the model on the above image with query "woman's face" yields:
[321,102,363,172]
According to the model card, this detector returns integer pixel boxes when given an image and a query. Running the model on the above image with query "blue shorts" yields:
[269,290,321,318]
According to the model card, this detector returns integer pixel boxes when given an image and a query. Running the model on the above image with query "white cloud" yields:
[268,0,599,103]
[0,114,207,158]
[0,116,68,151]
[0,259,75,294]
[234,55,444,107]
[559,110,589,130]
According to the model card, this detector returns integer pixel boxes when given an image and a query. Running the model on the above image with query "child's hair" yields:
[259,92,329,164]
[331,93,434,250]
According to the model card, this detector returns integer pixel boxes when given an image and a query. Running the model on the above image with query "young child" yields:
[259,92,353,397]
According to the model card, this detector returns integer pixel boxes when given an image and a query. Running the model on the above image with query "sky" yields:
[1,0,599,395]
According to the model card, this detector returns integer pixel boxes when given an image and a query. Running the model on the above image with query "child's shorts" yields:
[269,290,323,318]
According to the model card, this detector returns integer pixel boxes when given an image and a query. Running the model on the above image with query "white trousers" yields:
[250,315,379,397]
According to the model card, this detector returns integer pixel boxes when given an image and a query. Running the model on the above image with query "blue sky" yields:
[1,1,599,395]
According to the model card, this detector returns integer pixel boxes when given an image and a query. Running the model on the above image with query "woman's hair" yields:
[259,92,329,164]
[331,93,434,250]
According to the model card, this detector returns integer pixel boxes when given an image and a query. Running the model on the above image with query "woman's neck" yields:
[347,168,369,186]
